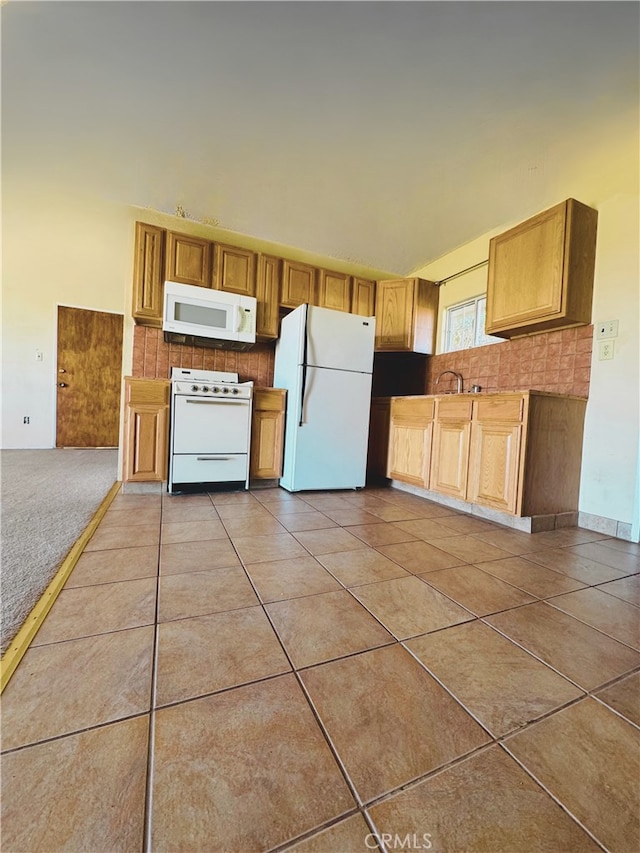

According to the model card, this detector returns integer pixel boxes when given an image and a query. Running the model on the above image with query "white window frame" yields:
[442,295,503,353]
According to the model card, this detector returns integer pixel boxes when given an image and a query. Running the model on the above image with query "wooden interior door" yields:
[56,307,124,447]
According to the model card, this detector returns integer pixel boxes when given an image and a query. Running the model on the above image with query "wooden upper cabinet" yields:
[213,243,256,297]
[281,260,317,309]
[486,198,598,338]
[256,254,281,340]
[352,278,376,316]
[165,231,212,287]
[317,269,351,313]
[132,222,164,327]
[374,278,438,353]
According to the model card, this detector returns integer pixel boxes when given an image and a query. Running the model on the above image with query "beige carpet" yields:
[0,448,118,655]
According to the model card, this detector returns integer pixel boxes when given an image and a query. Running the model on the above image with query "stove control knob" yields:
[201,386,209,393]
[212,386,220,394]
[191,385,199,392]
[222,387,229,393]
[231,388,239,395]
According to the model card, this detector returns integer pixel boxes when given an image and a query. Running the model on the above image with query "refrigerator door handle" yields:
[299,305,309,426]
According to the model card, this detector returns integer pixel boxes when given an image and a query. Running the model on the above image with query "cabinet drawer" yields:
[436,397,472,420]
[125,379,170,407]
[253,388,286,412]
[391,397,435,422]
[474,396,524,423]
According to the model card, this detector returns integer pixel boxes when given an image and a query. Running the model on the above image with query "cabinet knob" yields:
[58,382,67,388]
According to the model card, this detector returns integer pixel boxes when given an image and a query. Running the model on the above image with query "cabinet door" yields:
[367,397,391,480]
[165,232,211,287]
[213,243,256,297]
[132,223,164,327]
[317,270,351,312]
[124,405,169,481]
[352,278,375,316]
[486,199,597,338]
[250,389,286,479]
[375,279,415,351]
[388,422,432,487]
[281,260,317,308]
[256,254,281,340]
[429,420,471,499]
[468,421,522,514]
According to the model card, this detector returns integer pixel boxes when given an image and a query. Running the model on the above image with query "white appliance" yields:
[163,281,257,351]
[168,368,253,494]
[274,304,375,492]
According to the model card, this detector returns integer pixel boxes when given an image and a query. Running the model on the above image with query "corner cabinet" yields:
[367,397,392,482]
[250,388,286,480]
[374,278,438,353]
[122,378,170,482]
[486,198,598,338]
[132,223,165,328]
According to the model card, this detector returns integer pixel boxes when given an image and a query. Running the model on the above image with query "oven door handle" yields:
[196,455,235,461]
[184,398,249,405]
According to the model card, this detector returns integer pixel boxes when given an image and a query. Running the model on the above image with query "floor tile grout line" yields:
[476,613,637,694]
[220,522,369,813]
[142,501,165,853]
[589,690,640,732]
[541,597,640,653]
[266,808,366,853]
[498,742,610,853]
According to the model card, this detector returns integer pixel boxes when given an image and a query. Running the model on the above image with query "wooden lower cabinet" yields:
[388,397,434,487]
[250,388,286,479]
[122,378,170,482]
[388,391,586,519]
[468,420,522,513]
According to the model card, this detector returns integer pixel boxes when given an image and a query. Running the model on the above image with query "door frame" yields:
[54,302,126,448]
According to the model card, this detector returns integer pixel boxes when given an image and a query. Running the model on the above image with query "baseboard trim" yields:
[0,481,122,694]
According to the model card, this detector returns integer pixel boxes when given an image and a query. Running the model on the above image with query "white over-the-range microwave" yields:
[162,281,257,351]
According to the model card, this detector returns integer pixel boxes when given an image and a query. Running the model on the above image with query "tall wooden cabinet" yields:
[486,198,598,338]
[122,378,170,482]
[132,223,165,328]
[375,278,438,353]
[256,254,281,340]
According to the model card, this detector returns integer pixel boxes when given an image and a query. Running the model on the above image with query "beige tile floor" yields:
[2,485,639,852]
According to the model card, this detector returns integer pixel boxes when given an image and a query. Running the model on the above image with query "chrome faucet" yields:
[435,370,463,394]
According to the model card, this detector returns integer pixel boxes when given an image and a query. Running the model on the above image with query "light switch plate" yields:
[597,320,619,339]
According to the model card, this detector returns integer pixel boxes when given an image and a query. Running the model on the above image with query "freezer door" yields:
[306,306,375,373]
[280,365,373,492]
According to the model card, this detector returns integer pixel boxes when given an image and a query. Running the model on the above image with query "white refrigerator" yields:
[274,304,376,492]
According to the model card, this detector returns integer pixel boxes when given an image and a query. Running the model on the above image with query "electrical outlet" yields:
[597,320,619,339]
[598,340,615,360]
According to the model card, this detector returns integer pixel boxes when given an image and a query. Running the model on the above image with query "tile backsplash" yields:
[425,325,593,398]
[132,326,275,386]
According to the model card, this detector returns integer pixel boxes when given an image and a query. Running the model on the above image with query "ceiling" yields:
[3,1,639,275]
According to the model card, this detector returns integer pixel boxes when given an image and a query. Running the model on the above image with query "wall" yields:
[413,191,639,538]
[1,182,394,450]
